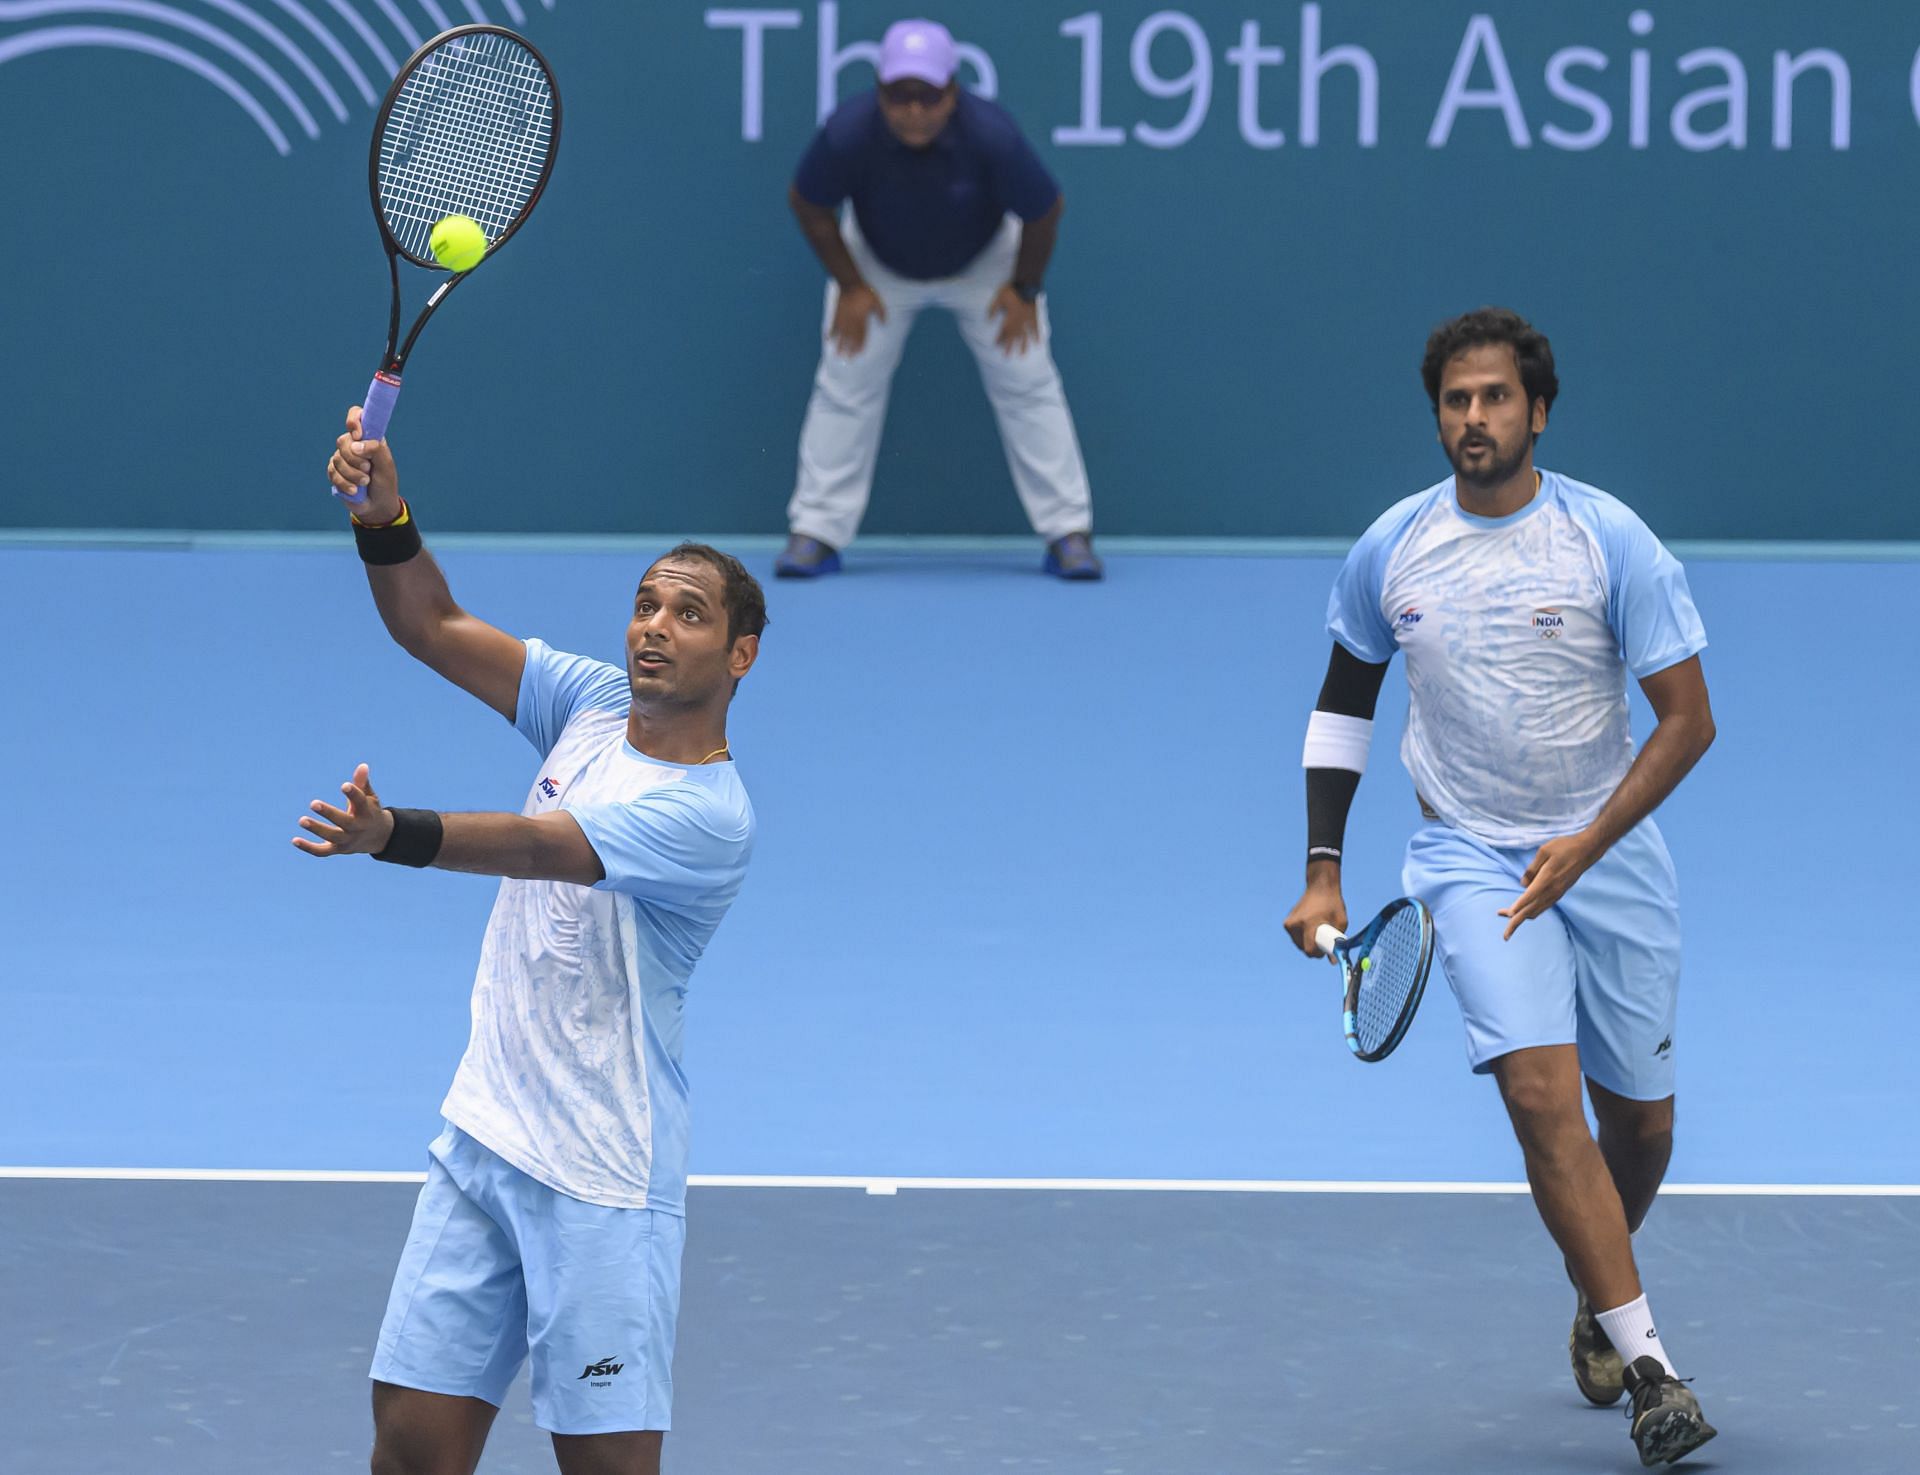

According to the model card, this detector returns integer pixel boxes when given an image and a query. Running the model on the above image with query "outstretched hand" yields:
[293,763,396,857]
[1498,832,1600,939]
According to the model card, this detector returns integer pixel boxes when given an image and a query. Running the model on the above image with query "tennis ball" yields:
[429,213,487,272]
[1360,957,1372,972]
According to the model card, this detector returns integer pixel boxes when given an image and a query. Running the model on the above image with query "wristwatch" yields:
[1012,280,1043,303]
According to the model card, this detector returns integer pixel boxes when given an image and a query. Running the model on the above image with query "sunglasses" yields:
[879,79,951,109]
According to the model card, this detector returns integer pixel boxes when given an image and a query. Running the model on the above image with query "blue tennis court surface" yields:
[3,543,1915,1472]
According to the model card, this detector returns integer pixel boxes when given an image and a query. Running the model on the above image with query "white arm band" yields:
[1301,710,1373,774]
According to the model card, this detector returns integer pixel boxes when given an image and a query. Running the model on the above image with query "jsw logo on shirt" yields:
[538,777,560,799]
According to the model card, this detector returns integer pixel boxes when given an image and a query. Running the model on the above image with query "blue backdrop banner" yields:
[4,2,1915,539]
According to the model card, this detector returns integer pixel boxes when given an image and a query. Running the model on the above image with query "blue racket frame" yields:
[1317,897,1436,1063]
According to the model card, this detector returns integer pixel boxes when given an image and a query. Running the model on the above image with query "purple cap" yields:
[879,19,957,86]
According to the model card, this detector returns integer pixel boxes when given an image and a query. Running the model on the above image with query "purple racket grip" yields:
[330,371,402,507]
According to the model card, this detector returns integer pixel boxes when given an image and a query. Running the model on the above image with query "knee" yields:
[370,1433,467,1475]
[983,365,1059,408]
[809,370,888,412]
[1499,1071,1587,1146]
[1602,1097,1675,1154]
[369,1447,417,1475]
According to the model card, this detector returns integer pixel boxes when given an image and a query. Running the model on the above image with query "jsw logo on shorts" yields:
[578,1356,625,1380]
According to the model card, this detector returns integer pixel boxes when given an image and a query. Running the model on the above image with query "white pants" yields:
[786,216,1095,549]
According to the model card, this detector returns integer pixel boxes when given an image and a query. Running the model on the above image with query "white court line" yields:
[0,1167,1914,1196]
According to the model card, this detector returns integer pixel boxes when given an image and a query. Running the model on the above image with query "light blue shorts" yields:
[1401,820,1682,1100]
[370,1123,685,1434]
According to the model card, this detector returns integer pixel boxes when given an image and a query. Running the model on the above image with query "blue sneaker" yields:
[1043,532,1103,581]
[775,534,841,579]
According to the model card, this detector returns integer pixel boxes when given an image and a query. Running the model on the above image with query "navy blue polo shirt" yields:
[792,90,1060,281]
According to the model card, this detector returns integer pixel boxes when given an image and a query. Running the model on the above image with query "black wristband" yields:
[353,511,423,565]
[372,807,444,868]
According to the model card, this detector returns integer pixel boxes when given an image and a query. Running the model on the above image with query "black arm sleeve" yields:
[1305,643,1392,868]
[1315,640,1390,719]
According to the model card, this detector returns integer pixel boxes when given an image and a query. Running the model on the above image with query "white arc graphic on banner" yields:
[0,0,554,154]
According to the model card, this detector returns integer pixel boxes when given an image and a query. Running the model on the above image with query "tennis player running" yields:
[299,408,765,1475]
[1283,309,1719,1467]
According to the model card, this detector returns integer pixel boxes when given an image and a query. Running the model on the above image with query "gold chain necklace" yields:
[698,745,732,765]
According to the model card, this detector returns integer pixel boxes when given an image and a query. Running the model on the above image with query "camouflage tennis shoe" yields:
[1570,1293,1625,1406]
[1622,1356,1719,1466]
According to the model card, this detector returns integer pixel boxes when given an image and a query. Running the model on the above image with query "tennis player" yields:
[300,408,765,1475]
[1282,309,1719,1467]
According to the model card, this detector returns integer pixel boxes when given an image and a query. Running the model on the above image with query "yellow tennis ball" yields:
[1360,957,1372,972]
[429,214,487,272]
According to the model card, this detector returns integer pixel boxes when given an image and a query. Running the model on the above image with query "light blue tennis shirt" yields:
[439,639,755,1213]
[1327,471,1707,848]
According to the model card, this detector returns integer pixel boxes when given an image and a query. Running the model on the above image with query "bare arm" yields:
[1011,194,1063,289]
[328,407,526,721]
[1498,654,1716,937]
[1582,654,1717,852]
[294,763,605,884]
[431,811,605,884]
[788,185,865,289]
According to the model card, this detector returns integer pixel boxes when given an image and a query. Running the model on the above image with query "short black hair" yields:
[1421,307,1559,421]
[649,542,768,645]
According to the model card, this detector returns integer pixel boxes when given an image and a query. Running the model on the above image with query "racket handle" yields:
[1314,924,1344,958]
[331,371,402,507]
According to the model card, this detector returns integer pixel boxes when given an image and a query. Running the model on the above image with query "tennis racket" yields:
[333,24,561,506]
[1315,897,1435,1062]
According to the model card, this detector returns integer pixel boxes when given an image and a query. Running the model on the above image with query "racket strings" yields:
[385,36,550,214]
[377,30,555,263]
[1350,907,1425,1054]
[382,43,549,246]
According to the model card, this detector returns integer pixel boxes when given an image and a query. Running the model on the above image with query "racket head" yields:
[368,24,562,272]
[1338,897,1435,1062]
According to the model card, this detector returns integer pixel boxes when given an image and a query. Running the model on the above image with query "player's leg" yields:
[1589,1078,1674,1233]
[785,218,923,561]
[1556,1082,1675,1404]
[1404,827,1644,1337]
[499,1154,687,1466]
[550,1430,662,1475]
[1407,824,1644,1305]
[368,1130,530,1475]
[944,216,1097,569]
[1491,1044,1640,1310]
[1559,817,1685,1231]
[1565,1077,1674,1407]
[1555,821,1714,1463]
[370,1384,499,1475]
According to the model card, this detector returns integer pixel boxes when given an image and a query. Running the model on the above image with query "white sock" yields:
[1595,1293,1676,1377]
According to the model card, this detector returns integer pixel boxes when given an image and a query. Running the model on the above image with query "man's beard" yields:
[1448,431,1530,489]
